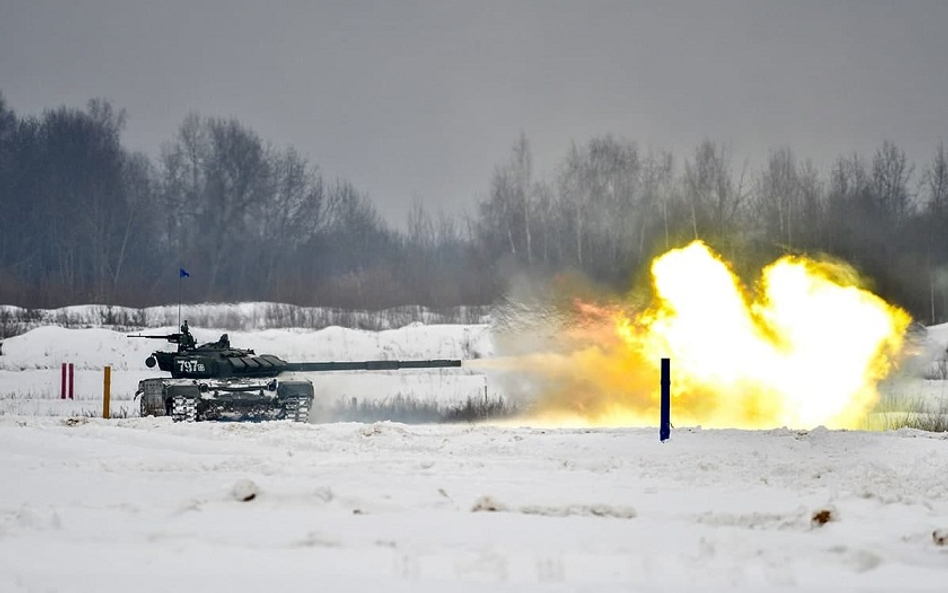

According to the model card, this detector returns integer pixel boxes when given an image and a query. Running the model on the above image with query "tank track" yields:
[171,395,198,422]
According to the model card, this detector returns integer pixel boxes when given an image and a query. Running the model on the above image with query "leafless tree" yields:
[255,147,324,292]
[922,141,948,218]
[871,139,914,221]
[754,146,801,249]
[682,140,746,240]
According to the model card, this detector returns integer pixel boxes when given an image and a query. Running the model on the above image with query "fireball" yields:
[483,241,910,429]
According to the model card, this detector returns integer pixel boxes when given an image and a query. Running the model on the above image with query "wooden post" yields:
[103,366,111,419]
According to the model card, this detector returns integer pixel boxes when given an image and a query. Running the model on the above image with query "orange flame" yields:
[493,241,910,429]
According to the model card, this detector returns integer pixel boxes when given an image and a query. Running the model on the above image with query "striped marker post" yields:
[60,363,74,400]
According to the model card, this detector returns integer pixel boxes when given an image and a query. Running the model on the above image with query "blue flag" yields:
[179,268,190,278]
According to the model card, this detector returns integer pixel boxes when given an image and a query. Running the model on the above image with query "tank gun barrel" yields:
[286,359,462,372]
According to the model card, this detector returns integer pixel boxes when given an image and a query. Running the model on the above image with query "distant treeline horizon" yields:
[1,91,946,323]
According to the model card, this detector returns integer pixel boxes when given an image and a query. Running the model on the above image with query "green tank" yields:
[130,321,462,423]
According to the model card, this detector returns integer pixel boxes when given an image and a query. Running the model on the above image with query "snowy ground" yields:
[3,417,948,591]
[2,323,948,590]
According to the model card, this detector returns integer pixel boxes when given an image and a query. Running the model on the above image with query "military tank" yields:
[131,321,462,423]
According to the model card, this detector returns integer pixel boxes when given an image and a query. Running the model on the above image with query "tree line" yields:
[1,92,946,323]
[479,132,948,324]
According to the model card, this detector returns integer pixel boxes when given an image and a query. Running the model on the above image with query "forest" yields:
[1,92,946,324]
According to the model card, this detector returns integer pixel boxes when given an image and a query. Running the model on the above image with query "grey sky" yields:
[1,0,946,225]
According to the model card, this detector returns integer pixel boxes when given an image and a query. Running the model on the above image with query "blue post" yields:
[660,358,671,442]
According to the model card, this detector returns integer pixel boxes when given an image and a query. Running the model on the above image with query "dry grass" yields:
[323,394,519,424]
[864,388,948,432]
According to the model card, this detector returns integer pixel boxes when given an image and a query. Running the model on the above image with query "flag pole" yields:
[177,268,190,329]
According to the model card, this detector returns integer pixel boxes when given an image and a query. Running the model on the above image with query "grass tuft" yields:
[323,394,519,424]
[864,388,948,432]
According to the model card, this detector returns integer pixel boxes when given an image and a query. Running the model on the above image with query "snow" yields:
[0,324,493,419]
[2,320,948,590]
[0,302,491,333]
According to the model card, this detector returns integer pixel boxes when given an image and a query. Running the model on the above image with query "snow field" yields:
[2,417,948,591]
[2,322,948,590]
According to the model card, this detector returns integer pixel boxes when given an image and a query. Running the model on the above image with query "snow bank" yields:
[0,302,492,337]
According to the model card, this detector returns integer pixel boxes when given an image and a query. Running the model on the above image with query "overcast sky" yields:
[1,0,946,225]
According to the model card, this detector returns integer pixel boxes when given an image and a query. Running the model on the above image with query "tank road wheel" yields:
[284,397,311,423]
[171,395,197,422]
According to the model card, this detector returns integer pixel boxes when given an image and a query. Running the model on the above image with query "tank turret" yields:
[131,321,462,423]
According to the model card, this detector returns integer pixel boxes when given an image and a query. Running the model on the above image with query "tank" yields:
[130,321,462,423]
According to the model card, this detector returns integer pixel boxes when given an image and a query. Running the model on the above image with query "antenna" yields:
[178,268,190,328]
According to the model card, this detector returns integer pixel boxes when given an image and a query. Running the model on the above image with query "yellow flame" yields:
[494,241,910,429]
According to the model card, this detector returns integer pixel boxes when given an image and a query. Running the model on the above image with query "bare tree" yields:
[254,147,324,292]
[922,141,948,219]
[590,136,640,268]
[754,146,801,249]
[682,140,745,240]
[557,142,588,265]
[112,151,158,299]
[0,93,17,278]
[159,113,208,269]
[407,197,435,250]
[871,139,914,222]
[641,149,675,251]
[160,115,274,299]
[796,158,824,249]
[920,141,948,323]
[512,132,533,264]
[531,180,556,264]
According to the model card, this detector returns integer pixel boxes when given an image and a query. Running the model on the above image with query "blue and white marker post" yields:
[660,357,671,442]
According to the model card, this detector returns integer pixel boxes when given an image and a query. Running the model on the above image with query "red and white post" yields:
[60,363,74,400]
